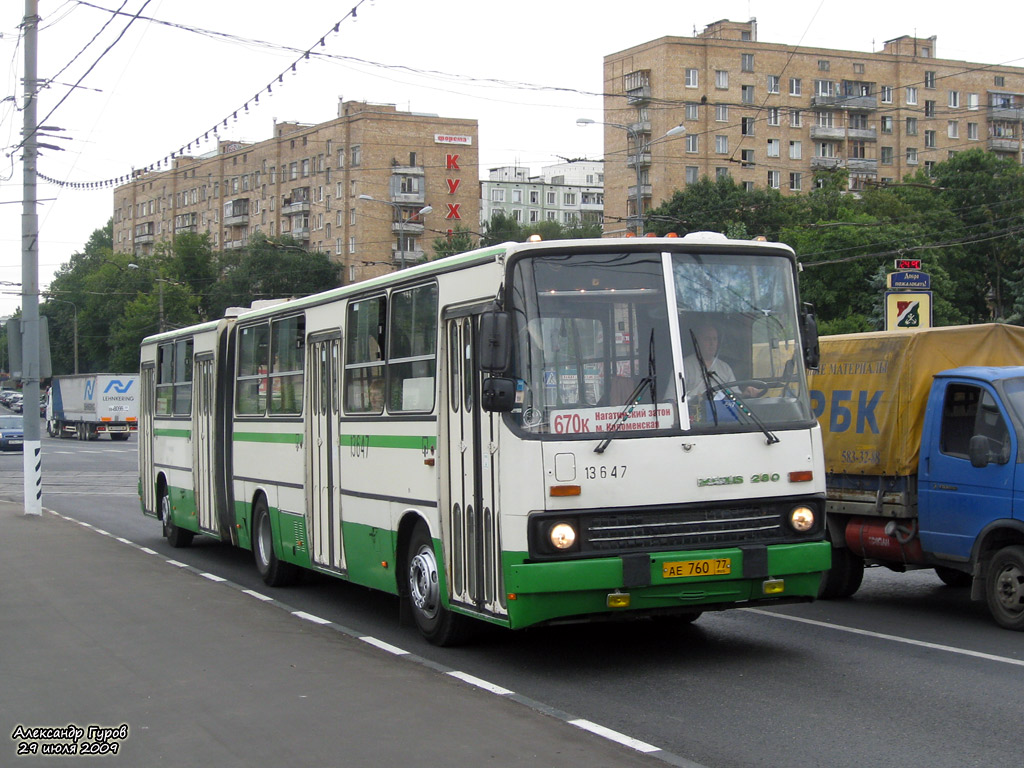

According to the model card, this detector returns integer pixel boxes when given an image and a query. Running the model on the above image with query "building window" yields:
[906,87,917,106]
[906,147,919,165]
[715,70,729,89]
[685,68,698,88]
[766,139,780,157]
[816,111,834,128]
[924,130,936,148]
[302,159,310,177]
[686,134,699,153]
[881,116,893,134]
[853,63,865,74]
[351,145,361,167]
[815,79,834,97]
[741,117,755,136]
[767,170,780,189]
[968,93,979,111]
[767,107,780,126]
[789,78,801,96]
[789,109,802,127]
[546,191,556,205]
[491,188,505,203]
[741,53,754,72]
[715,135,729,154]
[850,140,866,159]
[716,104,729,122]
[924,71,935,89]
[948,121,959,139]
[685,166,699,184]
[881,85,893,104]
[741,149,755,167]
[789,140,802,160]
[767,75,780,94]
[741,85,754,104]
[716,167,730,180]
[995,75,1006,87]
[686,102,700,120]
[563,192,577,206]
[949,91,960,108]
[529,190,539,204]
[789,172,802,191]
[906,117,918,135]
[925,100,936,117]
[818,60,830,71]
[967,122,979,140]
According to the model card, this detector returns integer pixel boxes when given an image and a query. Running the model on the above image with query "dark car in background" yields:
[0,414,24,451]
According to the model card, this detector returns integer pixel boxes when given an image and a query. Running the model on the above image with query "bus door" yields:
[306,334,345,572]
[139,363,156,515]
[444,313,506,619]
[193,354,219,536]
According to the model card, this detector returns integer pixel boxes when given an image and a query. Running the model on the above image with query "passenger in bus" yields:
[368,378,386,412]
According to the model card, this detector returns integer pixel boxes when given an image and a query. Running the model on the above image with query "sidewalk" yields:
[0,501,672,768]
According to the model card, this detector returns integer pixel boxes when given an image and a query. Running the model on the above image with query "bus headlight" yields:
[549,522,577,550]
[789,506,815,532]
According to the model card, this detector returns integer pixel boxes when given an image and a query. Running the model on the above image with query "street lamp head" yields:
[358,194,374,201]
[418,206,433,216]
[576,118,596,127]
[665,124,687,137]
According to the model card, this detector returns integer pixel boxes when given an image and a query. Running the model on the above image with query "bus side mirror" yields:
[478,311,512,372]
[482,377,516,412]
[801,306,820,371]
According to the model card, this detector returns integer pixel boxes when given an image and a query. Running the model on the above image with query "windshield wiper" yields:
[706,370,780,445]
[594,330,658,454]
[690,329,719,425]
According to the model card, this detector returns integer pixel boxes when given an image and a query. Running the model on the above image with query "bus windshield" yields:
[507,247,812,437]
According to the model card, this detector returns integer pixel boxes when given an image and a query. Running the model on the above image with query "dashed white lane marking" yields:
[745,608,1024,668]
[42,507,703,768]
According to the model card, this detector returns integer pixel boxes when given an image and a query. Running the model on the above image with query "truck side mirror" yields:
[968,434,991,468]
[482,377,516,412]
[801,306,820,371]
[478,311,512,373]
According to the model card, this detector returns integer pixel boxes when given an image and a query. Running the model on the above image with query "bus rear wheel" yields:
[253,498,299,587]
[161,485,193,549]
[405,522,469,646]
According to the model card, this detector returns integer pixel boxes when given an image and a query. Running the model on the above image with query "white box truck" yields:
[45,374,139,441]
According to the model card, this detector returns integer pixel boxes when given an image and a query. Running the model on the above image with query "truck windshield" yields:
[506,247,812,437]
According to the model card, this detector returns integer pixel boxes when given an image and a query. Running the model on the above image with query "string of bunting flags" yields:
[37,2,369,191]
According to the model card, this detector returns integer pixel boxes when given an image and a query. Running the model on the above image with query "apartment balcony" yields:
[581,200,604,212]
[810,156,843,170]
[391,221,426,236]
[392,247,427,266]
[628,120,652,135]
[846,158,878,174]
[810,125,846,141]
[224,213,249,226]
[134,232,155,244]
[848,127,878,141]
[988,106,1024,121]
[626,152,652,169]
[223,238,247,251]
[390,166,426,204]
[174,224,198,234]
[288,227,310,241]
[811,94,877,110]
[282,200,310,216]
[626,86,651,105]
[627,184,653,200]
[988,137,1020,153]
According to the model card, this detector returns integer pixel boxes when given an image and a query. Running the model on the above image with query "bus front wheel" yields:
[405,522,469,646]
[252,498,299,587]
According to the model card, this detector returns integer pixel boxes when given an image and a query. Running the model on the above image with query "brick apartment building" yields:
[602,19,1024,234]
[112,100,479,284]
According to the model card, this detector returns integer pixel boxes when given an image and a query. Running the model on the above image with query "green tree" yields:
[481,211,522,246]
[431,226,477,259]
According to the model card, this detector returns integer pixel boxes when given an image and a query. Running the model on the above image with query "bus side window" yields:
[389,283,438,412]
[344,296,387,414]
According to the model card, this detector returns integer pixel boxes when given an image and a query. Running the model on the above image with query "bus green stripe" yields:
[154,428,191,438]
[340,434,437,450]
[233,431,304,444]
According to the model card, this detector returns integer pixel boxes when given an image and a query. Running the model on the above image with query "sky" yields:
[1,0,1023,318]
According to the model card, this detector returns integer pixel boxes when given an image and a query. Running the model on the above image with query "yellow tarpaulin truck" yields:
[809,324,1024,629]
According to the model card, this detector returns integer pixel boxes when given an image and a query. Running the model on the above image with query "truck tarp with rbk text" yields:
[46,374,139,441]
[809,324,1024,629]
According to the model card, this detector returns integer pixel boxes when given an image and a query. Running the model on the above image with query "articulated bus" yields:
[139,233,830,645]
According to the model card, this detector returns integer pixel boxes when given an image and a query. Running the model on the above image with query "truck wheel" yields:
[985,545,1024,630]
[405,521,470,646]
[252,497,299,587]
[161,486,193,548]
[819,545,864,599]
[935,566,972,588]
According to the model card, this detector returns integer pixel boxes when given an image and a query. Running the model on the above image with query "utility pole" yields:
[21,0,42,515]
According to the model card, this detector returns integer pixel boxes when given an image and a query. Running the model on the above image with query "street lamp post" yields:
[577,118,686,236]
[358,195,432,270]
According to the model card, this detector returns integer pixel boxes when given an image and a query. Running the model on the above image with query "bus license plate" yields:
[663,558,732,579]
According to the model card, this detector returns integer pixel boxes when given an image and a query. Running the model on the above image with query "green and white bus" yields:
[139,233,830,644]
